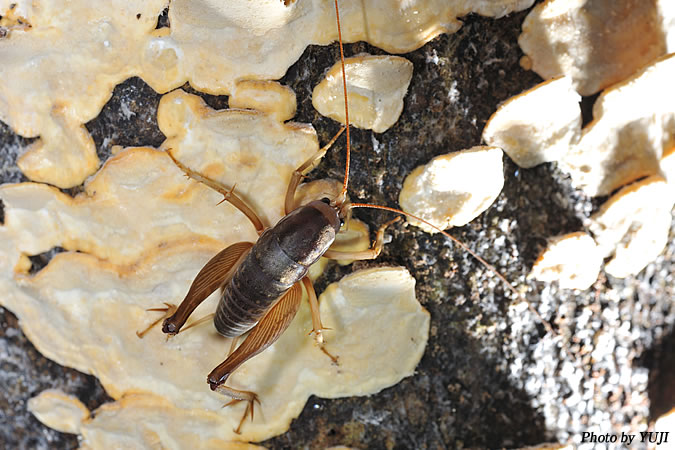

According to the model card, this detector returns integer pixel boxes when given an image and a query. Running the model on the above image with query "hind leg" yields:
[208,282,304,433]
[166,150,267,235]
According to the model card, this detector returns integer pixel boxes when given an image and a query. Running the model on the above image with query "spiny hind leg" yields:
[165,150,266,234]
[323,217,400,261]
[285,126,345,214]
[302,276,338,364]
[208,282,304,434]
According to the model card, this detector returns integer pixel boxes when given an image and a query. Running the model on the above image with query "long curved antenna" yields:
[334,0,351,203]
[350,203,557,338]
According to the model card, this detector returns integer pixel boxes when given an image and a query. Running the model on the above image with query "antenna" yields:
[333,0,351,203]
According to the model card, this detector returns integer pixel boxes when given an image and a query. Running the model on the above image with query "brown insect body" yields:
[211,199,340,337]
[147,139,362,432]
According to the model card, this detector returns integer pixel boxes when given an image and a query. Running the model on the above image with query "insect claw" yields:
[136,303,177,338]
[321,346,340,365]
[228,394,260,435]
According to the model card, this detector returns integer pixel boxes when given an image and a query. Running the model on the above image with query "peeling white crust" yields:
[519,0,673,96]
[482,76,581,168]
[399,146,504,232]
[0,0,535,187]
[313,54,414,133]
[27,390,89,435]
[588,176,673,279]
[530,232,603,290]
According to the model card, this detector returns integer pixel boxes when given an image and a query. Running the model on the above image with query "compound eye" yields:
[320,197,331,204]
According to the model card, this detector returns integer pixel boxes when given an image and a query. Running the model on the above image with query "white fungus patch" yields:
[0,0,536,187]
[12,241,428,443]
[0,0,169,188]
[0,86,318,266]
[312,54,414,133]
[484,54,675,197]
[27,390,89,435]
[519,0,674,96]
[1,89,429,443]
[482,76,581,168]
[530,232,603,290]
[30,392,264,450]
[484,53,675,287]
[561,54,675,197]
[229,80,297,123]
[588,176,674,279]
[158,89,317,228]
[399,146,504,232]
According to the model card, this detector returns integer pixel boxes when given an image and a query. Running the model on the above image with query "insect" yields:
[137,0,560,436]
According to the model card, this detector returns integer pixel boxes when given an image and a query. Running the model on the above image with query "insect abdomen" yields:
[214,200,341,337]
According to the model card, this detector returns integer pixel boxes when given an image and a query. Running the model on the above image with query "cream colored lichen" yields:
[519,0,674,96]
[529,232,603,290]
[0,91,316,265]
[486,54,675,197]
[230,80,297,122]
[4,228,427,442]
[0,90,429,443]
[0,0,169,188]
[157,89,319,227]
[399,146,504,232]
[482,76,581,168]
[313,55,414,133]
[588,176,674,278]
[27,390,90,435]
[0,0,535,188]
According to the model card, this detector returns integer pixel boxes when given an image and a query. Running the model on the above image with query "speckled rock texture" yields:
[1,4,674,449]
